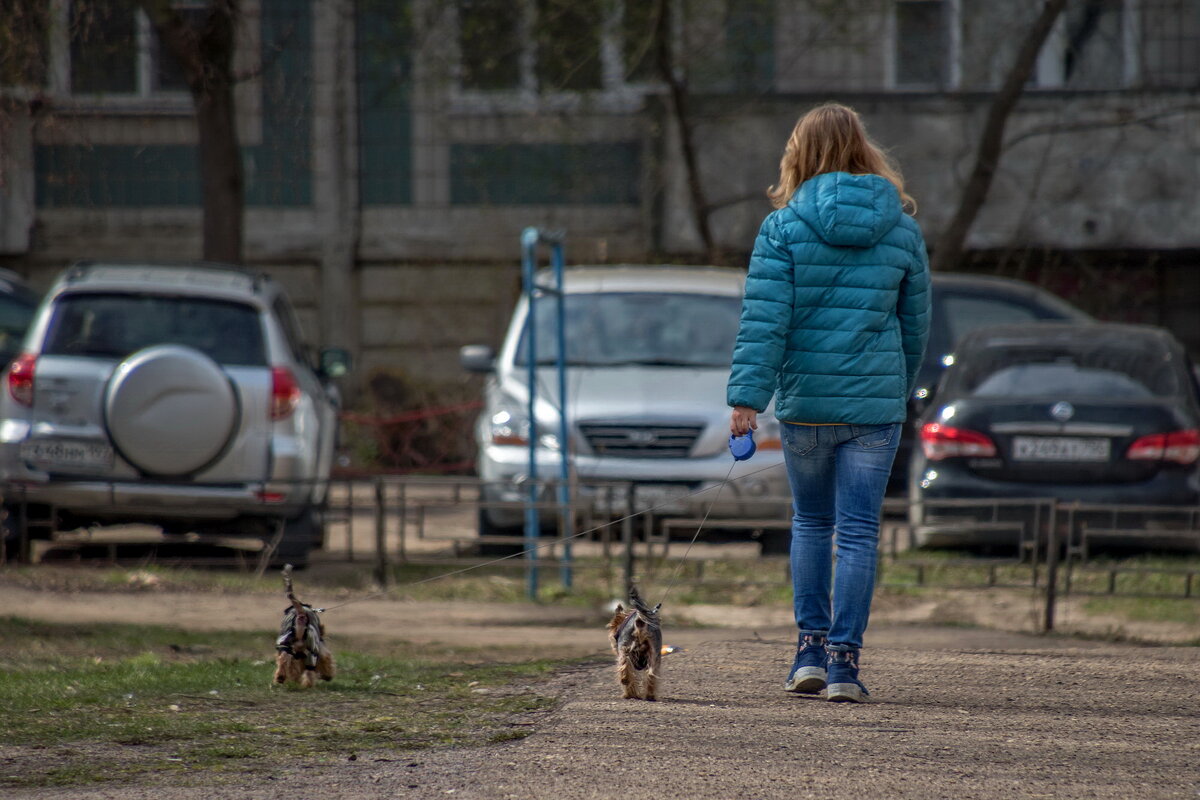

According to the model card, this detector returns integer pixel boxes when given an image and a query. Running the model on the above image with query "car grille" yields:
[578,422,704,458]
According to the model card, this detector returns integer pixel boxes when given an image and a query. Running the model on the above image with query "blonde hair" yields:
[767,103,915,213]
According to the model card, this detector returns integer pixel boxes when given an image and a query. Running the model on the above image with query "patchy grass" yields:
[1080,595,1200,628]
[883,550,1200,596]
[0,617,568,790]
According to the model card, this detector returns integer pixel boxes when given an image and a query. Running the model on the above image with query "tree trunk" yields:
[140,0,244,264]
[195,78,243,264]
[931,0,1069,273]
[653,0,717,262]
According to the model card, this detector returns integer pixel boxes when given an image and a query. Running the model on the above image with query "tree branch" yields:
[931,0,1069,273]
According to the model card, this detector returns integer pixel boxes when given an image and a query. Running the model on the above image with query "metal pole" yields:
[397,481,407,564]
[345,478,355,562]
[374,478,390,588]
[551,238,573,589]
[1043,501,1059,633]
[622,486,635,591]
[521,227,541,600]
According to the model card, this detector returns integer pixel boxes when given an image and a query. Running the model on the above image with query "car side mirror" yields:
[460,344,495,374]
[319,347,352,379]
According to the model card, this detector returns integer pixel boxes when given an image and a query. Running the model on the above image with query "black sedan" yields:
[889,273,1092,494]
[909,322,1200,548]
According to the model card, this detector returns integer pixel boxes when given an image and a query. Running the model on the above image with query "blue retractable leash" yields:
[729,429,756,461]
[659,428,757,607]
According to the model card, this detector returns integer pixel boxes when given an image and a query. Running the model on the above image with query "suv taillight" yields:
[8,353,36,407]
[1126,429,1200,465]
[920,422,997,461]
[270,366,301,420]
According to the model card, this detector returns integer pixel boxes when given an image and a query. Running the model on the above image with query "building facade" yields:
[1,0,1197,388]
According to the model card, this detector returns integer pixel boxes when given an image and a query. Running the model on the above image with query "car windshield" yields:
[514,292,741,368]
[42,293,267,366]
[955,341,1182,399]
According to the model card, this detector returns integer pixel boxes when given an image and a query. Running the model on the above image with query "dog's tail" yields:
[282,564,306,641]
[628,584,660,618]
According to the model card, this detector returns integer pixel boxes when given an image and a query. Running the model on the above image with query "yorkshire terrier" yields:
[607,586,662,701]
[273,564,336,688]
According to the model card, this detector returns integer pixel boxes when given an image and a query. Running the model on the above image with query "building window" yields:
[535,0,604,91]
[0,0,50,88]
[621,0,657,82]
[66,0,203,97]
[1140,0,1200,87]
[70,1,138,94]
[455,0,660,95]
[894,0,952,87]
[1034,0,1134,90]
[152,4,210,93]
[458,0,522,90]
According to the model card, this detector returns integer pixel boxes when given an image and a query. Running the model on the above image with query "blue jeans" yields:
[781,422,901,651]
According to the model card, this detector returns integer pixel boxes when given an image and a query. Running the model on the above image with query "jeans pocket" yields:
[782,423,818,456]
[850,423,897,449]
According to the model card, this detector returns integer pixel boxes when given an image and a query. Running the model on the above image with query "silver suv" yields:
[461,265,788,537]
[0,262,349,566]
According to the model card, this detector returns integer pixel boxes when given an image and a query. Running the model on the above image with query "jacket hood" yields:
[789,172,903,248]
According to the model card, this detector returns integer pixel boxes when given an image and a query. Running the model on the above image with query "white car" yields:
[460,265,789,537]
[0,262,349,566]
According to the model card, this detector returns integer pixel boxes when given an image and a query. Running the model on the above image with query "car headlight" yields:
[757,415,783,451]
[489,407,560,451]
[490,408,528,446]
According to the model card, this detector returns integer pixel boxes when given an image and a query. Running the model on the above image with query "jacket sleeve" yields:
[898,225,932,395]
[727,213,793,412]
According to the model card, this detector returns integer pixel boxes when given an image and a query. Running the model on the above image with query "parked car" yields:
[460,265,789,539]
[0,269,41,370]
[891,273,1092,493]
[0,261,350,565]
[909,322,1200,549]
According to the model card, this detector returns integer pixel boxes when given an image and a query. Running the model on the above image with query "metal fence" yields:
[4,475,1199,631]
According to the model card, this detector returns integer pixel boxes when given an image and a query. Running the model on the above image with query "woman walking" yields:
[727,103,931,702]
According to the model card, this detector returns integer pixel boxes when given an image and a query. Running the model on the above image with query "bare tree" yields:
[138,0,244,264]
[931,0,1069,273]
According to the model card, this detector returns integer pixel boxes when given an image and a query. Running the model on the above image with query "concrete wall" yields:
[658,90,1200,255]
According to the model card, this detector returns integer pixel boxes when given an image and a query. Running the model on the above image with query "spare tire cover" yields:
[105,345,240,477]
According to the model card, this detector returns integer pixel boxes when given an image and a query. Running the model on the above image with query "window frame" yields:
[49,0,208,108]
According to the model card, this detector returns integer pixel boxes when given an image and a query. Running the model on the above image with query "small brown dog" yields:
[607,586,662,701]
[273,564,336,688]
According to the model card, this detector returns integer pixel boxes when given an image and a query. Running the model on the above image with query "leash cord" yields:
[320,459,781,612]
[655,458,738,609]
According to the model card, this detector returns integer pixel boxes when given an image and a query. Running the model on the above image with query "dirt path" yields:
[8,584,1200,800]
[326,635,1200,800]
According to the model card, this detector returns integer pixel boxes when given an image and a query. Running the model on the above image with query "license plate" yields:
[19,439,114,470]
[633,483,693,514]
[1011,436,1110,462]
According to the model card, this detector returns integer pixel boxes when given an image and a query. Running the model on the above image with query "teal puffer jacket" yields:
[727,171,931,424]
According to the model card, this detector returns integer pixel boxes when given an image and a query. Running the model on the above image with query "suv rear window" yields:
[42,293,267,367]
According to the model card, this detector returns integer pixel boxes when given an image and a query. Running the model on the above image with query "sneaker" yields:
[825,648,869,703]
[784,633,828,693]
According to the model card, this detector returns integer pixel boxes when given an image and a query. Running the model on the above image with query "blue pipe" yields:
[520,227,540,600]
[551,240,572,589]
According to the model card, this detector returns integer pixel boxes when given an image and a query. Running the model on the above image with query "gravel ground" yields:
[13,621,1200,800]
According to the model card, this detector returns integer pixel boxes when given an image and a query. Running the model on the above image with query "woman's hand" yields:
[730,406,758,436]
